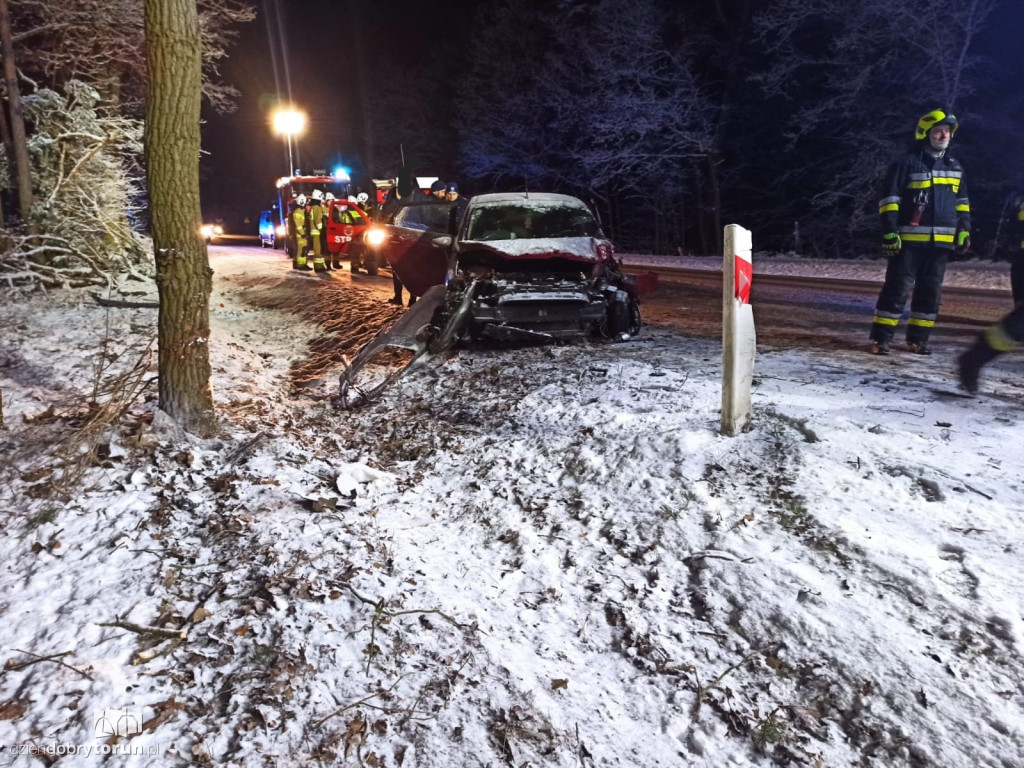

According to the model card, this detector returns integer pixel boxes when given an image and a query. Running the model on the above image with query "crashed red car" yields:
[340,192,657,407]
[389,192,651,342]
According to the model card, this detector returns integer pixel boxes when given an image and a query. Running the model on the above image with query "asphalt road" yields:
[210,243,1013,361]
[635,267,1012,355]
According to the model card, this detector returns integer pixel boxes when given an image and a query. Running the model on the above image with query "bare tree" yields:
[144,0,215,436]
[457,0,721,252]
[1,0,34,226]
[7,0,254,114]
[0,0,254,284]
[456,0,572,187]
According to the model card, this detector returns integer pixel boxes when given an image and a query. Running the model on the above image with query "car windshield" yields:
[332,205,367,225]
[465,203,600,241]
[392,201,453,233]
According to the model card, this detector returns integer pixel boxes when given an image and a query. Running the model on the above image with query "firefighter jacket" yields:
[1016,196,1024,250]
[290,206,307,243]
[308,202,324,238]
[878,148,970,249]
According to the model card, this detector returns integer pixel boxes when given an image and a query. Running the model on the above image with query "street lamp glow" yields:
[271,107,306,176]
[272,108,306,137]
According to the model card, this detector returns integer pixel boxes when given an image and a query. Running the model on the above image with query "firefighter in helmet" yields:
[308,189,328,274]
[869,109,971,356]
[290,194,310,270]
[1011,194,1024,305]
[322,192,337,269]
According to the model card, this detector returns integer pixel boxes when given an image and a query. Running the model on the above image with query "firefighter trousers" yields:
[309,232,325,270]
[1011,250,1024,305]
[293,237,309,267]
[870,246,949,345]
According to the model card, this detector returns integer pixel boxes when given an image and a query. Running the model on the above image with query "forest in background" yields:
[360,0,1023,258]
[2,0,1023,279]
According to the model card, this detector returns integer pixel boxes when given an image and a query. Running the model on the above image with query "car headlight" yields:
[213,225,224,235]
[364,227,387,247]
[276,224,287,236]
[201,224,214,238]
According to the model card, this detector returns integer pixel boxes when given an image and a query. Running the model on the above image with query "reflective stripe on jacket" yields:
[308,203,324,236]
[291,208,307,241]
[1017,199,1024,249]
[878,148,970,249]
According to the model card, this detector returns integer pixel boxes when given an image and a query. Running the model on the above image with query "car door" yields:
[384,200,456,296]
[325,201,370,254]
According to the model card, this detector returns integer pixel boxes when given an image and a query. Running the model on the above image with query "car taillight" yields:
[364,227,387,247]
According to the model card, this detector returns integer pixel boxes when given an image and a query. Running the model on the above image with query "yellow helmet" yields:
[915,109,959,141]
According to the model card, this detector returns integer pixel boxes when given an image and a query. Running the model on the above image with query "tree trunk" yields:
[707,153,723,257]
[144,0,216,437]
[0,0,35,229]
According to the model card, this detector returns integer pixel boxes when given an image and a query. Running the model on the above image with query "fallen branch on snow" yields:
[4,649,94,681]
[90,291,159,308]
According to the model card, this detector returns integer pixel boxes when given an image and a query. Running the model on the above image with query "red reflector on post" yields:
[734,256,752,304]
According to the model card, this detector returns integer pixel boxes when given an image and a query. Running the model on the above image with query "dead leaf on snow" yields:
[551,678,568,690]
[192,606,212,624]
[787,705,822,731]
[312,497,340,513]
[0,699,29,720]
[344,716,366,758]
[20,467,52,482]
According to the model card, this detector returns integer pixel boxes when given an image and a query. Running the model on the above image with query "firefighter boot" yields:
[957,337,1001,393]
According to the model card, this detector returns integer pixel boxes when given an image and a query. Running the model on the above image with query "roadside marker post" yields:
[721,224,756,436]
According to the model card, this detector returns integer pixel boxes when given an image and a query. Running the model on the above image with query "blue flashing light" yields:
[333,166,351,180]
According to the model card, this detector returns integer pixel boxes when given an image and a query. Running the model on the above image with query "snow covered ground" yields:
[0,250,1022,767]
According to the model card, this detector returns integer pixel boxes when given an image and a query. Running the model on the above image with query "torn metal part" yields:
[338,285,458,409]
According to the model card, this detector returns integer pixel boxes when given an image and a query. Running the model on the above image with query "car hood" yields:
[458,236,604,262]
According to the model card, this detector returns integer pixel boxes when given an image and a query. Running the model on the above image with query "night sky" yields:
[200,0,473,231]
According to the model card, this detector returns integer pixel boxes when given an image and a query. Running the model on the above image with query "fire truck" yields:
[259,172,352,253]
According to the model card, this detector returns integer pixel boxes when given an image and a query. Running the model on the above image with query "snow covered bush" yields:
[1,80,150,288]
